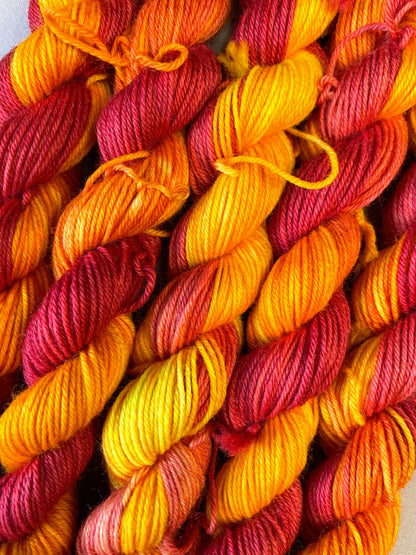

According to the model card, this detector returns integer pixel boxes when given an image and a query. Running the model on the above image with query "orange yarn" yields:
[208,0,416,552]
[4,1,416,554]
[75,1,342,553]
[0,1,229,554]
[0,0,116,399]
[301,0,416,541]
[303,213,416,553]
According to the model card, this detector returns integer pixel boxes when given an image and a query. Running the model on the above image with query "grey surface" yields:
[0,1,415,552]
[0,0,30,55]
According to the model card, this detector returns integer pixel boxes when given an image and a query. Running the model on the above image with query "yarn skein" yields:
[0,0,134,408]
[75,5,231,555]
[205,0,416,553]
[0,0,225,552]
[78,0,339,553]
[302,103,416,554]
[0,0,139,549]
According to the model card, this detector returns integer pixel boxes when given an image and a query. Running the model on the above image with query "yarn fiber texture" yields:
[2,0,416,554]
[298,0,416,552]
[302,105,416,554]
[0,0,139,550]
[77,0,343,554]
[203,0,416,553]
[74,1,230,553]
[0,0,225,552]
[0,0,134,408]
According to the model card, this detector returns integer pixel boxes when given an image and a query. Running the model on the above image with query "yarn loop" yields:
[320,0,416,102]
[42,3,189,89]
[215,127,339,190]
[85,151,151,187]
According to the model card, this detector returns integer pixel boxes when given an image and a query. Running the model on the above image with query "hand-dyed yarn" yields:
[0,0,138,549]
[0,0,133,407]
[205,0,416,553]
[78,0,341,554]
[302,106,416,554]
[299,1,416,548]
[75,1,229,553]
[0,0,224,552]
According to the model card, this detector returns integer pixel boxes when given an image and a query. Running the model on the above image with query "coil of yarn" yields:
[78,0,342,554]
[0,0,224,552]
[205,0,416,553]
[303,106,416,554]
[0,0,135,407]
[74,1,231,553]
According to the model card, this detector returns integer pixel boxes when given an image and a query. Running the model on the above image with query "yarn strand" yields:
[215,127,339,189]
[75,2,231,551]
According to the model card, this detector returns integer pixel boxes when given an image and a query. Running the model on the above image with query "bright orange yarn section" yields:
[0,0,115,396]
[78,1,342,554]
[303,107,416,553]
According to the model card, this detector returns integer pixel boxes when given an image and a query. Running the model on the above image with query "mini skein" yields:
[204,0,416,553]
[302,105,416,553]
[78,0,341,553]
[0,0,139,549]
[0,0,224,552]
[298,3,416,551]
[71,1,231,554]
[0,0,133,407]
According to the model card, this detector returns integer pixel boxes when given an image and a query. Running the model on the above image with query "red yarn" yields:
[202,7,410,554]
[0,0,138,541]
[0,5,224,544]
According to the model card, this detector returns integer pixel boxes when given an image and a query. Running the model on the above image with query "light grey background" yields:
[0,0,30,54]
[0,1,414,552]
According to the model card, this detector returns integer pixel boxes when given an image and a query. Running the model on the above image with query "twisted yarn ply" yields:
[296,2,416,554]
[205,0,416,553]
[0,0,133,407]
[78,0,341,553]
[70,1,232,554]
[0,0,138,548]
[302,104,416,553]
[0,0,225,552]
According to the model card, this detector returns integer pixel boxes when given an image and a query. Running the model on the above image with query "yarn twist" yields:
[77,1,340,553]
[51,1,232,554]
[299,3,416,551]
[302,105,416,553]
[205,0,416,553]
[0,0,135,406]
[0,0,225,552]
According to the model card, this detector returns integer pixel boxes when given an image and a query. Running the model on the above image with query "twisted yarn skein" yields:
[302,102,416,553]
[0,0,134,407]
[76,5,232,555]
[205,0,416,553]
[0,0,225,552]
[78,0,340,553]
